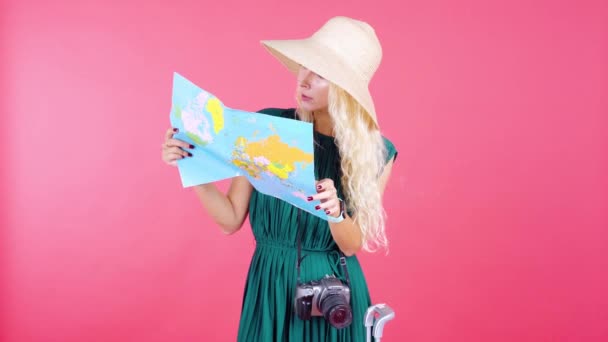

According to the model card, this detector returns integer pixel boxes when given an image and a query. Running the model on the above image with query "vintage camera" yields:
[294,275,353,329]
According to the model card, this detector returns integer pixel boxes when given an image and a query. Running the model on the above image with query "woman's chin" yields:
[299,103,320,112]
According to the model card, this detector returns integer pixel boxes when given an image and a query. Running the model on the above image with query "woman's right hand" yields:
[162,127,253,233]
[162,127,195,166]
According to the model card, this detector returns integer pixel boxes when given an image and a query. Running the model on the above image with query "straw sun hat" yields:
[261,16,383,127]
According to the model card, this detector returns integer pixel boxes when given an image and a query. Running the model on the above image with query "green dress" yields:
[237,108,398,341]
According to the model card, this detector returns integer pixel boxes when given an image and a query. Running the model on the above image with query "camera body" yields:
[294,275,353,329]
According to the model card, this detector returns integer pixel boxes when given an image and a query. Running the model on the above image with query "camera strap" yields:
[296,208,351,287]
[296,208,306,284]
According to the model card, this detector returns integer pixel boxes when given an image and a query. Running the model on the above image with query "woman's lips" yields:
[301,94,312,102]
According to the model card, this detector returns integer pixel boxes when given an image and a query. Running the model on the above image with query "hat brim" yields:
[260,38,378,127]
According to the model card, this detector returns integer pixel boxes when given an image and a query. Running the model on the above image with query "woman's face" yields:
[296,65,329,112]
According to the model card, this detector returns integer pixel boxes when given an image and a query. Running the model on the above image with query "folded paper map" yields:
[169,72,336,222]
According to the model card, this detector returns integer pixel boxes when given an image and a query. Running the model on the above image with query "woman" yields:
[162,16,397,341]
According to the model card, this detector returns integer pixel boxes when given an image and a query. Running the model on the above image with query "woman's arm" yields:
[193,176,254,234]
[327,159,394,256]
[162,127,254,234]
[312,159,395,256]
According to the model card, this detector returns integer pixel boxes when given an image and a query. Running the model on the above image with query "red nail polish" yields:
[189,144,195,149]
[325,210,330,215]
[307,196,313,201]
[315,205,321,210]
[317,185,322,190]
[173,128,178,132]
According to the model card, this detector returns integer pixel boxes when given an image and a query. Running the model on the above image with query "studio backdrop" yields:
[1,0,606,341]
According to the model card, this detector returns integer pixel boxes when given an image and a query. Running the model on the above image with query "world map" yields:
[169,72,333,221]
[232,135,313,180]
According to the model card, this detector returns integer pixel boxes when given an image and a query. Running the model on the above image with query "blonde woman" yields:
[162,16,397,342]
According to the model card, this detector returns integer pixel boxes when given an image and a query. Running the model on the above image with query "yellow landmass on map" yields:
[205,97,224,134]
[234,135,312,179]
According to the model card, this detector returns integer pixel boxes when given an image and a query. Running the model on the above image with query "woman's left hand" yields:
[308,178,342,218]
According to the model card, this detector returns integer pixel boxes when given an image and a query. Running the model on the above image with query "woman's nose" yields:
[298,69,313,87]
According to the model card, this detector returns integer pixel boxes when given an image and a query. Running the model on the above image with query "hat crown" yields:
[311,16,382,83]
[260,16,383,126]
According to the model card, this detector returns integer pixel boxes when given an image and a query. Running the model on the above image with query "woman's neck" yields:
[312,109,334,137]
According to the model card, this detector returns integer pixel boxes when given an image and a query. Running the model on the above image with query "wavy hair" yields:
[296,84,388,252]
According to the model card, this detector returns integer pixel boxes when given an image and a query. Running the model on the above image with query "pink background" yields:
[2,0,607,341]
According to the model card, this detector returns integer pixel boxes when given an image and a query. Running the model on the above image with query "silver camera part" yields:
[364,303,395,342]
[295,275,351,316]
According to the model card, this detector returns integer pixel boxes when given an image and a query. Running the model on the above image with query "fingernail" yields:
[189,144,195,149]
[317,185,322,190]
[173,128,178,132]
[315,205,321,210]
[307,196,313,201]
[187,152,193,157]
[325,210,331,215]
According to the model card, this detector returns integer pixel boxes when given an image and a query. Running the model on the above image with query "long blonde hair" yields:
[297,84,388,252]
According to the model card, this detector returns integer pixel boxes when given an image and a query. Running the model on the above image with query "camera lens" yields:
[321,295,352,329]
[328,305,352,328]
